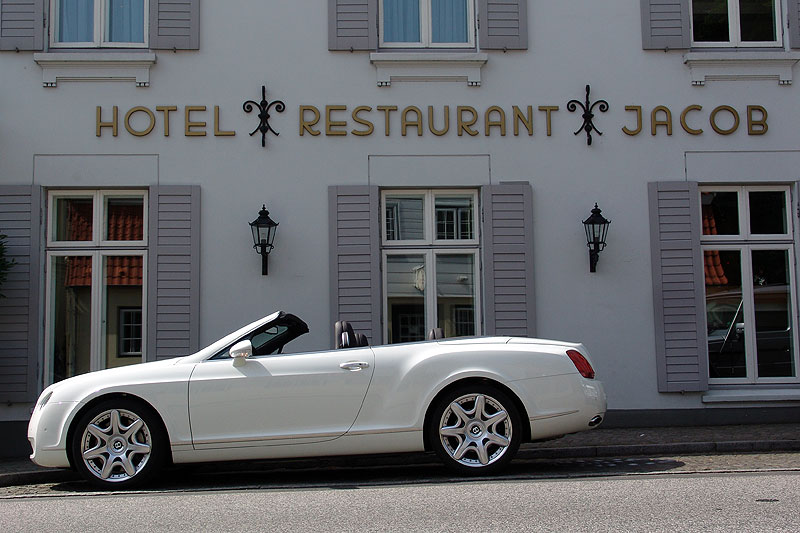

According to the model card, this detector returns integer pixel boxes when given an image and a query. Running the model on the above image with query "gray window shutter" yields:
[0,0,44,51]
[147,185,200,361]
[481,182,535,337]
[640,0,690,50]
[478,0,528,50]
[149,0,199,50]
[789,1,800,49]
[648,181,708,393]
[328,0,377,51]
[329,185,381,346]
[0,185,42,403]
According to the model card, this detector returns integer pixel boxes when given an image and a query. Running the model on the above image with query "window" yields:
[380,0,475,48]
[45,190,147,382]
[382,189,479,343]
[700,185,799,383]
[691,0,781,47]
[51,0,148,48]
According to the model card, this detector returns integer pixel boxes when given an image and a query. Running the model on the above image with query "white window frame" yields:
[49,0,149,49]
[379,0,476,49]
[690,0,782,48]
[118,307,143,357]
[381,189,479,246]
[382,248,481,342]
[700,184,799,384]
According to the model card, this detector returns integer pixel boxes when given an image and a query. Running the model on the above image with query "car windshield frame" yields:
[209,312,309,360]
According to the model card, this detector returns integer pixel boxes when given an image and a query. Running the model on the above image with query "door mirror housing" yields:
[230,340,253,361]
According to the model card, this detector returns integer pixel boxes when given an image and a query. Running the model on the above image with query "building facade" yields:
[1,0,800,455]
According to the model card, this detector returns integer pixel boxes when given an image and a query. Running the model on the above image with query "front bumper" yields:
[28,400,78,468]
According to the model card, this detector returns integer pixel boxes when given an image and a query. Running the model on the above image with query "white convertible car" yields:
[29,311,606,488]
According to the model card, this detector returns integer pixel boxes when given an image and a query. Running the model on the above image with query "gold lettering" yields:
[376,105,398,136]
[351,106,374,136]
[124,106,155,137]
[710,105,739,135]
[512,105,533,136]
[214,105,236,136]
[538,106,558,136]
[679,105,703,135]
[326,105,348,136]
[621,105,642,136]
[156,106,177,137]
[485,106,506,136]
[651,106,672,136]
[401,106,423,136]
[185,106,207,136]
[299,105,321,136]
[96,106,118,137]
[747,105,768,135]
[457,106,479,136]
[428,106,450,136]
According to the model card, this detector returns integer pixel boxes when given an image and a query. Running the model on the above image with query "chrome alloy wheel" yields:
[80,408,152,482]
[438,393,512,467]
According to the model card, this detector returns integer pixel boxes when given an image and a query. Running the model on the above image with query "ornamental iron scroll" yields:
[567,85,609,146]
[243,85,286,148]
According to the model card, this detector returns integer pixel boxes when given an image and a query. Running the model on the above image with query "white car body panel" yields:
[29,312,606,471]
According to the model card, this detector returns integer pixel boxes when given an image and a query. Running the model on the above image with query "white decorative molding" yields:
[33,52,157,88]
[369,52,488,87]
[684,51,800,86]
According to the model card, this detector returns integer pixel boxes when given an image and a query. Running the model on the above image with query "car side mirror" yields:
[230,340,253,364]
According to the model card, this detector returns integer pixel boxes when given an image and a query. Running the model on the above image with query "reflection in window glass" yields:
[436,255,475,336]
[105,197,144,241]
[705,249,746,378]
[701,191,739,236]
[54,197,94,241]
[739,0,776,42]
[385,195,425,241]
[752,250,794,377]
[435,196,474,240]
[386,254,427,343]
[52,256,93,382]
[105,256,143,369]
[692,0,730,42]
[749,191,786,235]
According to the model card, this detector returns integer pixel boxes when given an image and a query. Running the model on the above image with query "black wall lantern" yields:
[250,205,279,275]
[583,204,610,273]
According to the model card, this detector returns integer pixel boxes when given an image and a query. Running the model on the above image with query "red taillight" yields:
[567,350,595,379]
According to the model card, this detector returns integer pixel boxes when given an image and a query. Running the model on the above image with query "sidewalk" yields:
[3,423,799,487]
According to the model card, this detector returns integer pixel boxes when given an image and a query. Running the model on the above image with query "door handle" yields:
[340,361,370,371]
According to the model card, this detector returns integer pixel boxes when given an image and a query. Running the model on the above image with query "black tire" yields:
[70,397,167,489]
[427,384,522,475]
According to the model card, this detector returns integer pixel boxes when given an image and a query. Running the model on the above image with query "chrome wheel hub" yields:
[80,408,152,482]
[438,393,512,468]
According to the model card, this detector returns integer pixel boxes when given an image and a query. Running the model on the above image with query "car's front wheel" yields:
[71,398,166,489]
[428,384,522,474]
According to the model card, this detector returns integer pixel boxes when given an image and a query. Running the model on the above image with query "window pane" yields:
[701,191,739,235]
[54,197,93,242]
[383,0,421,42]
[752,250,795,378]
[57,0,94,43]
[705,249,747,378]
[436,254,475,337]
[692,0,730,42]
[739,0,776,42]
[105,0,145,43]
[105,256,143,368]
[106,196,144,241]
[749,191,786,235]
[51,256,92,382]
[431,0,468,43]
[387,254,427,343]
[385,195,425,240]
[435,196,474,240]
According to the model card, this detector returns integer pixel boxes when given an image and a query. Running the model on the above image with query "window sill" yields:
[33,52,156,87]
[702,388,800,403]
[684,51,800,86]
[369,52,488,87]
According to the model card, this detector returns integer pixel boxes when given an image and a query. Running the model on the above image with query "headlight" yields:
[37,391,54,409]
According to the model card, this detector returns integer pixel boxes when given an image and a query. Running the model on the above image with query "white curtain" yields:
[106,0,145,43]
[431,0,468,43]
[57,0,94,42]
[384,0,420,43]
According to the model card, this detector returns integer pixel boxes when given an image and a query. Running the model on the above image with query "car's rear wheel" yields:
[428,384,522,474]
[71,398,166,489]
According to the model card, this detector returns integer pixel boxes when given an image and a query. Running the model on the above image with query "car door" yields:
[188,345,375,449]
